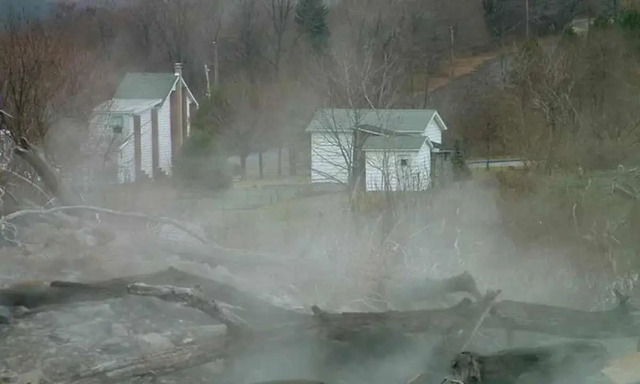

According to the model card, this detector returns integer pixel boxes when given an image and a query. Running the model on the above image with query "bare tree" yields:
[141,0,194,63]
[0,15,106,207]
[310,32,406,208]
[0,21,71,147]
[266,0,295,79]
[265,0,295,176]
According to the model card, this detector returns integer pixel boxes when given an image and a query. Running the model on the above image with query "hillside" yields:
[483,0,585,36]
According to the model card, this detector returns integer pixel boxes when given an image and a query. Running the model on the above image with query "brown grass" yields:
[100,179,179,215]
[410,52,499,96]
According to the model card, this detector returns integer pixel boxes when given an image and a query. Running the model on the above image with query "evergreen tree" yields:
[174,90,233,191]
[481,0,506,38]
[618,8,640,32]
[295,0,329,54]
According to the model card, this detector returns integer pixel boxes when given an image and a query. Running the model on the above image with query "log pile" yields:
[0,269,634,383]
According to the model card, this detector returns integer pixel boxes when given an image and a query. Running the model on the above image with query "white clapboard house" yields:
[305,108,449,191]
[87,63,198,184]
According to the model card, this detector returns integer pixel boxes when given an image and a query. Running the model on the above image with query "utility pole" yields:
[212,38,219,88]
[525,0,530,39]
[204,64,211,99]
[449,25,455,77]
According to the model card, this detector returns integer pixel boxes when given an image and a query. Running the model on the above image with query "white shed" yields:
[88,63,198,184]
[305,108,448,191]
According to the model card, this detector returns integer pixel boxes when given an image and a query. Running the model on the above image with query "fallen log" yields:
[0,267,303,326]
[406,290,502,383]
[385,271,484,311]
[0,280,117,309]
[304,290,500,343]
[303,299,478,340]
[127,283,249,330]
[13,137,77,206]
[4,269,640,341]
[450,340,610,384]
[0,273,627,384]
[485,293,639,339]
[427,271,484,301]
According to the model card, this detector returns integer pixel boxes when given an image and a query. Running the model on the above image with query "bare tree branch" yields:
[127,283,249,329]
[1,205,208,244]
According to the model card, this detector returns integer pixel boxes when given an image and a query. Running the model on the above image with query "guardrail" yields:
[466,158,526,169]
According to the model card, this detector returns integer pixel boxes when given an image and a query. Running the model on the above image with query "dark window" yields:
[400,159,408,166]
[110,115,124,134]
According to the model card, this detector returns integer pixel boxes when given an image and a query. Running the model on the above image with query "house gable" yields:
[114,73,178,101]
[114,73,198,107]
[425,111,447,145]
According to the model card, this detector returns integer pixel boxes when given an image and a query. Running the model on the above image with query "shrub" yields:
[173,131,232,191]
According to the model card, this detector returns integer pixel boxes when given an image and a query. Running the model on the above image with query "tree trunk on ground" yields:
[450,341,610,384]
[14,138,76,206]
[424,289,501,381]
[485,296,639,339]
[1,268,632,383]
[4,270,640,341]
[0,268,304,325]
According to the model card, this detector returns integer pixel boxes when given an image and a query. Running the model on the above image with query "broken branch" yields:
[450,341,610,384]
[1,205,208,244]
[1,268,303,327]
[13,137,76,206]
[127,283,248,330]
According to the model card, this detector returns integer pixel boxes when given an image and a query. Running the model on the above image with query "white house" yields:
[88,63,198,183]
[305,108,448,191]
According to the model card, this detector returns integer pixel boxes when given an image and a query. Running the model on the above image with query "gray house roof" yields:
[113,72,198,106]
[93,99,164,115]
[305,108,440,133]
[363,136,427,151]
[114,73,178,100]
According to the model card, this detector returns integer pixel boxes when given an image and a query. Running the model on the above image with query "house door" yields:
[398,158,411,191]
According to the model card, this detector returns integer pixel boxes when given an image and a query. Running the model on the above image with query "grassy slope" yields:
[496,168,640,276]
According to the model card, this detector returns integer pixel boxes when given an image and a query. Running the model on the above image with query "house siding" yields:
[186,101,191,137]
[366,151,394,191]
[425,117,442,144]
[140,110,153,179]
[416,143,432,190]
[158,99,172,176]
[365,151,424,191]
[311,131,353,184]
[117,115,135,183]
[91,100,173,183]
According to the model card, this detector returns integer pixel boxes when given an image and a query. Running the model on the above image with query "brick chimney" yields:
[171,63,184,162]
